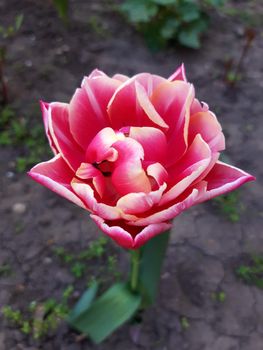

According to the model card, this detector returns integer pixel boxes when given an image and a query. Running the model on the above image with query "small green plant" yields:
[1,285,73,340]
[120,0,226,49]
[53,0,69,22]
[213,190,241,222]
[0,263,12,277]
[236,255,263,289]
[180,316,190,330]
[0,14,23,105]
[211,290,226,303]
[0,106,49,172]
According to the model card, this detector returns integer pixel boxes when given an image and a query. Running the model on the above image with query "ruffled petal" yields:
[129,127,168,163]
[40,101,59,155]
[160,134,211,205]
[76,162,105,198]
[90,215,171,249]
[197,161,255,202]
[130,187,200,226]
[116,183,166,215]
[28,155,85,208]
[108,77,167,129]
[48,102,84,171]
[69,76,120,149]
[168,64,187,82]
[151,81,195,165]
[188,111,225,153]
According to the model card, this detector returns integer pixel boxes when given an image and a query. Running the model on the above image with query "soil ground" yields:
[0,0,263,349]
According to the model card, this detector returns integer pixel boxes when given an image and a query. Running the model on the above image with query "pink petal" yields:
[188,111,225,153]
[190,99,209,115]
[90,215,134,249]
[151,81,195,165]
[197,161,255,201]
[133,73,166,96]
[71,180,136,221]
[168,64,187,82]
[40,101,59,154]
[112,73,129,82]
[160,134,211,205]
[88,69,107,78]
[111,138,151,195]
[90,215,172,249]
[48,102,84,171]
[69,76,120,149]
[146,162,168,186]
[116,183,166,215]
[129,127,168,163]
[133,222,172,249]
[130,187,200,226]
[108,77,167,129]
[85,127,123,163]
[28,155,85,208]
[76,163,105,198]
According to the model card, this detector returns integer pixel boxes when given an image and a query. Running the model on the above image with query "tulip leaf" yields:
[139,230,170,305]
[69,283,141,344]
[68,281,98,324]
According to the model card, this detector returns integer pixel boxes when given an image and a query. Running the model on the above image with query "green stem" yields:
[130,249,141,293]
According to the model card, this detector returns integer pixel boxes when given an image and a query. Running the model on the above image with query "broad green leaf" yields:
[178,3,201,23]
[152,0,177,5]
[68,281,98,323]
[15,14,24,31]
[178,28,201,48]
[161,18,179,39]
[121,0,158,23]
[139,230,170,305]
[70,283,141,344]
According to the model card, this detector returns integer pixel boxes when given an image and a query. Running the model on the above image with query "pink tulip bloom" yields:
[28,65,254,249]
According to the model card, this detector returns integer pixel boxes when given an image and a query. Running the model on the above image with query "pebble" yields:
[43,257,52,265]
[12,202,27,214]
[5,171,15,179]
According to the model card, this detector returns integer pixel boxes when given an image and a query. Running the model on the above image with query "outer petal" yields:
[151,81,195,165]
[188,111,225,153]
[28,155,85,208]
[116,183,167,215]
[130,188,200,226]
[197,161,255,201]
[168,64,187,82]
[90,215,172,249]
[48,102,84,171]
[40,101,59,154]
[161,134,211,205]
[69,76,120,149]
[108,78,167,130]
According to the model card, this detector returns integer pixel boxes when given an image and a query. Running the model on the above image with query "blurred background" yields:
[0,0,262,349]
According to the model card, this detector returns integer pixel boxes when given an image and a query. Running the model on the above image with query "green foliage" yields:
[0,106,49,172]
[1,285,73,340]
[53,0,69,22]
[180,316,190,330]
[236,255,263,289]
[0,263,12,277]
[53,237,121,281]
[0,14,23,39]
[213,191,241,222]
[211,290,226,303]
[120,0,226,49]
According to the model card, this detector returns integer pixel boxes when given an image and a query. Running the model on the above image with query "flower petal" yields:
[129,127,168,163]
[168,64,187,82]
[151,81,195,165]
[40,101,59,154]
[48,102,84,171]
[108,77,167,129]
[69,76,120,149]
[198,161,255,201]
[116,183,166,215]
[160,134,211,205]
[133,222,172,249]
[28,155,85,208]
[188,111,225,153]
